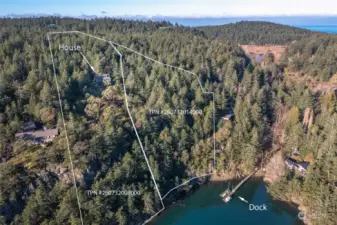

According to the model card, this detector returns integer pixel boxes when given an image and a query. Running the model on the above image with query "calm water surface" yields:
[157,18,337,33]
[298,25,337,33]
[152,179,304,225]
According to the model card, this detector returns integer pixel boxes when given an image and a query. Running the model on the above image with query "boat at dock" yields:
[221,182,232,203]
[224,195,232,203]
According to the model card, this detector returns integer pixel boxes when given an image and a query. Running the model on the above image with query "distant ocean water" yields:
[150,17,337,34]
[297,25,337,33]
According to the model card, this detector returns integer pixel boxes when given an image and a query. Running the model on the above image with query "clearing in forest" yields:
[239,44,287,64]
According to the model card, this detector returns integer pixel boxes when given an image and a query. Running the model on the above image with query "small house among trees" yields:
[46,24,57,28]
[94,74,111,86]
[285,158,310,175]
[15,128,58,145]
[23,122,36,132]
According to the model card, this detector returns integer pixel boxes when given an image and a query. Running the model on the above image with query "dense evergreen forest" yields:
[281,34,337,81]
[197,21,315,45]
[0,18,336,225]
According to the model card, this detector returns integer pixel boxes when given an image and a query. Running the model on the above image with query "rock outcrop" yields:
[46,164,83,185]
[263,151,285,184]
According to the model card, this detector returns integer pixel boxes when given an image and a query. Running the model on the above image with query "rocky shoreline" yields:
[210,170,265,181]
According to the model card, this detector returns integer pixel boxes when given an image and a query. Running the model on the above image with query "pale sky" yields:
[1,0,336,16]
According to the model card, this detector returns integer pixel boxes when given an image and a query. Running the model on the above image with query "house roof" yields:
[15,128,58,139]
[285,158,310,171]
[299,161,310,170]
[285,158,297,166]
[23,122,36,131]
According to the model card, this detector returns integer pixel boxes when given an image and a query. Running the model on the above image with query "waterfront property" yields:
[285,158,310,175]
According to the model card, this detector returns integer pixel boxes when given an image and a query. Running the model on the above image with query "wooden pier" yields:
[220,168,257,198]
[221,149,280,200]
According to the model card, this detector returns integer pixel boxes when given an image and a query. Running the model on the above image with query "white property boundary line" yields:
[79,51,97,73]
[161,172,213,200]
[47,34,84,225]
[109,40,217,171]
[47,31,217,224]
[107,42,165,208]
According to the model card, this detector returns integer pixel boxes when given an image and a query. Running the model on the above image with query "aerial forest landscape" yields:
[0,16,337,225]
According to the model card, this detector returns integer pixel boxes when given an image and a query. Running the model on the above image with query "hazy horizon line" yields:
[2,13,337,18]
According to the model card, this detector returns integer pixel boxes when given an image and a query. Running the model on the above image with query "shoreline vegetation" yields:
[210,170,265,181]
[209,169,309,224]
[154,170,304,225]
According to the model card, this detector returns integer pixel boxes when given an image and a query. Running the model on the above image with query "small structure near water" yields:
[285,158,310,175]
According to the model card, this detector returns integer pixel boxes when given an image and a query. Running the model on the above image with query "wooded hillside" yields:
[0,18,336,225]
[197,21,315,45]
[281,34,337,81]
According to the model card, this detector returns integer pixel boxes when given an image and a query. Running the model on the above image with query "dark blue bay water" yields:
[152,179,304,225]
